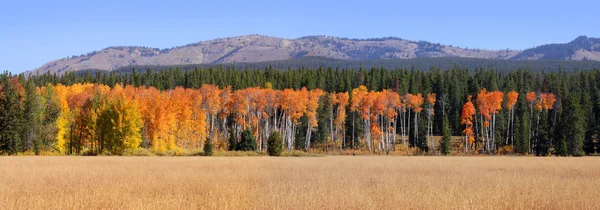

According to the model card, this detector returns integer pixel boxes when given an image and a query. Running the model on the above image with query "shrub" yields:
[281,150,324,157]
[123,148,155,156]
[267,131,283,156]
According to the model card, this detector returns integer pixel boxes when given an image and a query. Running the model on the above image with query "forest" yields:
[2,65,600,156]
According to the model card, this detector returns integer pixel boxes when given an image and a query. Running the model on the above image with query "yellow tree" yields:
[305,88,324,151]
[350,86,368,150]
[53,84,76,154]
[108,84,143,154]
[505,91,519,146]
[190,89,207,148]
[333,92,349,152]
[488,91,504,151]
[200,84,222,141]
[407,94,424,148]
[171,87,194,149]
[384,91,401,152]
[426,93,436,150]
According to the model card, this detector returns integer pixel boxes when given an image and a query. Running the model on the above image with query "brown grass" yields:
[1,156,599,209]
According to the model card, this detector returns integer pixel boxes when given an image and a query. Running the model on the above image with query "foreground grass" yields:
[0,156,599,209]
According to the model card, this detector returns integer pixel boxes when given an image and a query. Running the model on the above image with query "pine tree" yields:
[534,110,550,156]
[203,138,213,156]
[237,129,257,151]
[267,131,283,156]
[228,131,237,151]
[0,78,25,155]
[514,94,530,154]
[440,114,452,155]
[561,95,585,156]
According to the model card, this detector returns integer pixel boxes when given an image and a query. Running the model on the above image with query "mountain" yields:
[511,36,600,61]
[31,35,600,74]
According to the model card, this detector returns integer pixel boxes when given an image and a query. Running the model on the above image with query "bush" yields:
[213,151,265,156]
[123,148,155,156]
[237,129,257,151]
[204,138,214,156]
[267,131,283,156]
[281,150,324,157]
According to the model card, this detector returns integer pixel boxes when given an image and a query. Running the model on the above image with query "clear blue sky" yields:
[1,0,598,73]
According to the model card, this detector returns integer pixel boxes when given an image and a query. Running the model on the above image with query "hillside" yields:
[32,35,519,74]
[32,35,600,75]
[511,36,600,60]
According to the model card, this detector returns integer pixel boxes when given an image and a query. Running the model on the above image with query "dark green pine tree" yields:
[203,138,213,156]
[514,94,530,154]
[414,112,428,152]
[560,95,585,156]
[584,84,600,155]
[440,114,452,155]
[315,93,332,150]
[237,129,257,151]
[0,78,25,155]
[267,131,283,156]
[228,131,237,151]
[534,110,550,156]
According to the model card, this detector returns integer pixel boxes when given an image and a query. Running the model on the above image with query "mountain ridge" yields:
[31,35,600,74]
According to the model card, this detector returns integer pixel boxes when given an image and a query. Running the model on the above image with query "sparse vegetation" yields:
[1,156,599,209]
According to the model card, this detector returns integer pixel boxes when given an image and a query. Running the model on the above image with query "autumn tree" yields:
[505,91,519,147]
[460,96,475,152]
[426,93,436,151]
[38,85,60,154]
[333,92,349,152]
[22,80,44,152]
[304,89,324,151]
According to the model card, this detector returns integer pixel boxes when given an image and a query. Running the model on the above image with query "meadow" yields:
[1,156,599,209]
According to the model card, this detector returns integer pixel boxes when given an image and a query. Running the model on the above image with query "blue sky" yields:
[1,0,598,73]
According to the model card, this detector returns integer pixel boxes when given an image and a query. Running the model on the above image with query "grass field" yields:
[1,156,599,209]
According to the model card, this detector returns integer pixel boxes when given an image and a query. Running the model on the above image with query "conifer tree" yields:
[237,129,257,151]
[440,115,452,155]
[0,78,25,155]
[267,131,283,156]
[203,138,213,156]
[560,95,585,156]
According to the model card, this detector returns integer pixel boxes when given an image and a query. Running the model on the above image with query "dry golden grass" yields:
[1,156,599,209]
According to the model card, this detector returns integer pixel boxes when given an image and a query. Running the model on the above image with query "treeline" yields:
[2,65,600,155]
[112,57,600,73]
[28,57,600,76]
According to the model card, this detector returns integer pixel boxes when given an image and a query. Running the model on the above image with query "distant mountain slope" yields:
[31,35,600,75]
[31,35,519,74]
[511,36,600,61]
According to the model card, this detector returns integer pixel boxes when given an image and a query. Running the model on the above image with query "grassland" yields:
[1,156,599,209]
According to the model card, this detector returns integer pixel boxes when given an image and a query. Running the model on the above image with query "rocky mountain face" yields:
[32,35,600,74]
